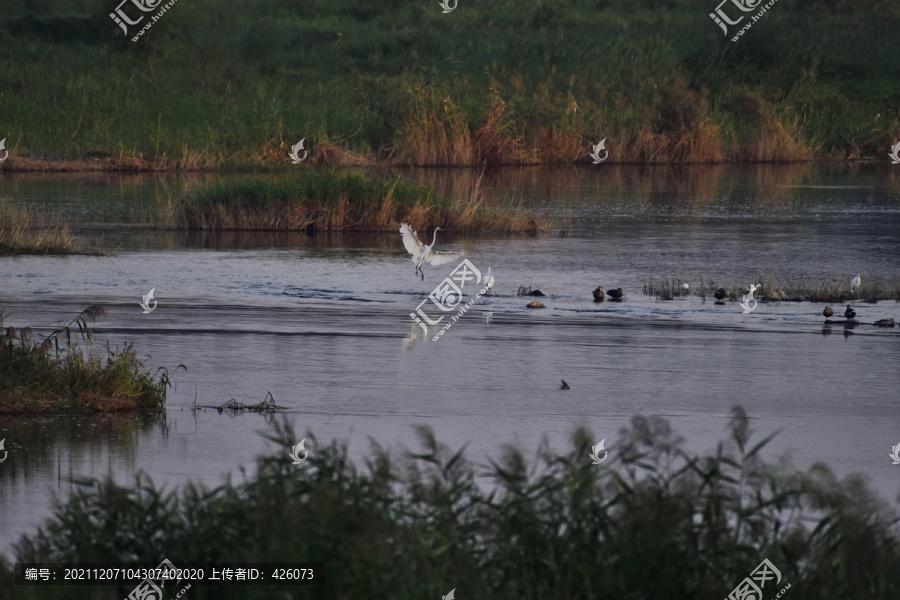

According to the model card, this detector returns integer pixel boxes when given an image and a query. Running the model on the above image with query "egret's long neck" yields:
[430,229,439,247]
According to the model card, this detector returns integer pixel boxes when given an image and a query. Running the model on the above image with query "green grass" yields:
[1,408,899,599]
[1,0,898,166]
[0,305,176,413]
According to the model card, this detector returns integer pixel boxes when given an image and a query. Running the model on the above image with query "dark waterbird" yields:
[592,286,604,301]
[606,288,625,300]
[714,288,727,302]
[844,304,856,320]
[823,306,833,319]
[530,289,546,297]
[560,380,570,390]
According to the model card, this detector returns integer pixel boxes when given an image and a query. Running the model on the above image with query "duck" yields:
[714,288,727,303]
[823,306,833,319]
[844,304,856,320]
[560,380,570,390]
[592,286,604,301]
[606,288,625,300]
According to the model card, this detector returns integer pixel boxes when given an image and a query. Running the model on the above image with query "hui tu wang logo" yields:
[589,439,608,464]
[889,141,900,165]
[710,0,780,41]
[0,439,7,463]
[410,259,490,341]
[439,0,458,13]
[890,443,900,465]
[110,0,181,41]
[739,284,760,314]
[589,139,608,164]
[140,288,158,314]
[724,559,790,600]
[289,438,309,465]
[289,139,308,164]
[0,138,8,164]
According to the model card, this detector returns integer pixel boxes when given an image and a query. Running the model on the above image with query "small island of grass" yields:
[0,204,104,256]
[176,169,546,233]
[0,306,175,414]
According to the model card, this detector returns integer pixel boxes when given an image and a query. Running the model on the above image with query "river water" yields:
[1,164,899,556]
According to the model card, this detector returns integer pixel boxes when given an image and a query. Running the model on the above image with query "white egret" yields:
[681,283,690,291]
[483,267,495,294]
[850,274,861,294]
[399,223,460,280]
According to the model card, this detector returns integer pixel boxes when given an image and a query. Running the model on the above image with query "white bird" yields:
[850,274,861,294]
[681,283,690,291]
[399,223,460,280]
[484,266,495,294]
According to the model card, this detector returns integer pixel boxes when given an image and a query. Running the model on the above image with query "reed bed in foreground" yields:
[0,203,103,255]
[645,270,900,302]
[179,169,548,233]
[2,408,898,599]
[0,306,175,414]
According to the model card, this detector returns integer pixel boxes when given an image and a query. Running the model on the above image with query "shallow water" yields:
[1,164,900,556]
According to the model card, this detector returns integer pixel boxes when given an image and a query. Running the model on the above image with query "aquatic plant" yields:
[0,305,176,414]
[1,409,898,599]
[0,203,104,256]
[180,169,547,233]
[644,270,900,302]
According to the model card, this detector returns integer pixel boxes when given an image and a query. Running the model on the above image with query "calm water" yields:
[1,164,900,556]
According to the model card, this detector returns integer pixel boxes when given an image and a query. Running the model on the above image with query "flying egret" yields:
[850,274,861,294]
[483,266,495,294]
[399,223,460,280]
[844,304,856,320]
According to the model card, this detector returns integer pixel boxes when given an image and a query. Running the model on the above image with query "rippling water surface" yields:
[1,164,900,555]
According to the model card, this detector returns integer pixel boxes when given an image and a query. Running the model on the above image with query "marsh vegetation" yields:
[0,305,175,414]
[1,409,898,599]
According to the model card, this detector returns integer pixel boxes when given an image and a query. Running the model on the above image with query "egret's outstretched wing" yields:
[424,250,460,266]
[399,223,424,256]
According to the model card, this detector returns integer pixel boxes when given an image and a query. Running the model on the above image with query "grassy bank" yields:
[0,204,104,255]
[1,0,898,168]
[1,409,898,599]
[177,169,547,232]
[0,306,174,414]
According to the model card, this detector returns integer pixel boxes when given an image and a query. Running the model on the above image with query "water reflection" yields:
[0,412,167,508]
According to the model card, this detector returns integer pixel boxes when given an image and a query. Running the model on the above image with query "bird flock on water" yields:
[399,225,892,326]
